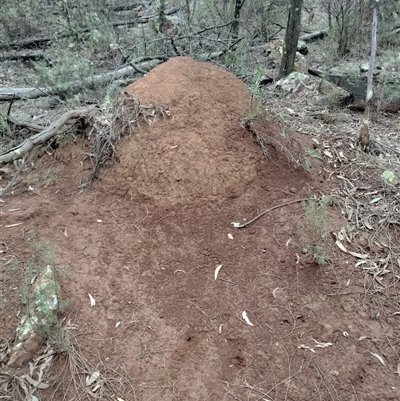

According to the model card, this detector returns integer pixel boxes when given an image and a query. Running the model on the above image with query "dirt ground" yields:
[1,57,400,400]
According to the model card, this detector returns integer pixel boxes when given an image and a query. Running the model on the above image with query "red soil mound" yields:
[110,56,265,205]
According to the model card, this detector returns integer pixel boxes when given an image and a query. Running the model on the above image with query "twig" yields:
[234,198,310,228]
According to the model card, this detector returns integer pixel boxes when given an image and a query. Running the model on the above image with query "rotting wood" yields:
[0,106,97,164]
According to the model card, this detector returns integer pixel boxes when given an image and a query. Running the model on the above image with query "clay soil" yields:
[1,57,399,400]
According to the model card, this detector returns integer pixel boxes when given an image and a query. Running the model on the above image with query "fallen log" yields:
[0,53,50,63]
[0,59,162,101]
[300,30,328,42]
[0,106,97,164]
[3,6,180,50]
[309,68,400,112]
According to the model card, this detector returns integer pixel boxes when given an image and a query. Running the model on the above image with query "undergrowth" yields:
[295,195,336,265]
[21,230,70,349]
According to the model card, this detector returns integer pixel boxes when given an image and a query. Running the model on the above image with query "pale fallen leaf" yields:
[312,338,333,348]
[370,352,385,366]
[97,219,102,223]
[364,220,373,229]
[5,223,23,228]
[115,321,121,328]
[88,293,96,307]
[348,251,369,259]
[218,324,223,334]
[298,344,315,353]
[64,229,68,238]
[370,196,382,204]
[86,371,100,386]
[242,311,254,326]
[335,240,347,253]
[228,233,233,240]
[215,264,222,280]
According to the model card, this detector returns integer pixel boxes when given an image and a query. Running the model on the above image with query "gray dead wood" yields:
[308,68,400,112]
[300,30,328,42]
[0,106,97,164]
[3,6,180,50]
[0,59,162,101]
[0,53,50,63]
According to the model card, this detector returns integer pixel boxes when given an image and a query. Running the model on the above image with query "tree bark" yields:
[279,0,304,78]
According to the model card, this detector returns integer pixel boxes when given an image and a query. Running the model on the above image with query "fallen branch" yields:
[0,106,97,164]
[3,6,180,50]
[232,198,310,228]
[0,59,162,101]
[300,30,327,42]
[0,53,50,63]
[5,115,44,133]
[308,68,400,112]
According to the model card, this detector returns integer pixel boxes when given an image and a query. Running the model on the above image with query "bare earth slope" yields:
[1,57,399,400]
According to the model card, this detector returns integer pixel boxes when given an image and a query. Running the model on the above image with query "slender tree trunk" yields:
[279,0,303,78]
[158,0,165,34]
[359,0,379,152]
[231,0,246,39]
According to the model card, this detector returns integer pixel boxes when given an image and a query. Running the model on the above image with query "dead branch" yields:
[0,59,162,101]
[308,68,400,112]
[2,6,180,50]
[0,106,97,164]
[300,30,328,42]
[0,53,50,63]
[5,115,44,133]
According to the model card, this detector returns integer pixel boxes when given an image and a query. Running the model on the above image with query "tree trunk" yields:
[359,0,379,152]
[231,0,246,39]
[279,0,303,78]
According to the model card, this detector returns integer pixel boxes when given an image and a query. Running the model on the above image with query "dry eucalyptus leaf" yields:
[335,240,347,253]
[88,293,96,307]
[242,311,254,326]
[348,251,369,259]
[312,338,333,348]
[86,371,100,386]
[370,352,385,366]
[214,264,222,280]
